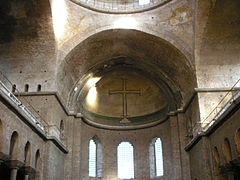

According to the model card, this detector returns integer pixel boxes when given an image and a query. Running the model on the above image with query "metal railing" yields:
[192,79,240,136]
[0,72,68,145]
[0,72,49,133]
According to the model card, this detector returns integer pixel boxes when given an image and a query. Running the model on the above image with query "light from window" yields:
[89,139,97,177]
[139,0,150,5]
[117,142,134,179]
[154,138,163,176]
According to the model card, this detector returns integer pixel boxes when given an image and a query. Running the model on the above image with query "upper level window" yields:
[150,137,164,177]
[117,142,134,179]
[139,0,150,5]
[89,139,97,177]
[88,137,103,177]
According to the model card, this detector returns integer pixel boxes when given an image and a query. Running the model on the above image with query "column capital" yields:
[6,160,24,169]
[22,166,36,175]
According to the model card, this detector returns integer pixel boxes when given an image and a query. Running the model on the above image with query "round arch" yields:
[57,29,196,105]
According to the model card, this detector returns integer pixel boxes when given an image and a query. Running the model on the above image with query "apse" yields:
[57,29,196,128]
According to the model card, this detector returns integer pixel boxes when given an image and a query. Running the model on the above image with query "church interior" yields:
[0,0,240,179]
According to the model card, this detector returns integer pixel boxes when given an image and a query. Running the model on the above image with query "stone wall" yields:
[189,100,240,180]
[77,116,190,180]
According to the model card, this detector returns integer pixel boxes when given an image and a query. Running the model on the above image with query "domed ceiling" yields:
[69,0,171,13]
[68,58,177,129]
[80,68,173,128]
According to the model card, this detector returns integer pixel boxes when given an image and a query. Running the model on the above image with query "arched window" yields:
[213,147,224,180]
[9,131,19,159]
[35,149,40,170]
[89,139,96,177]
[25,84,29,92]
[37,84,41,92]
[24,141,31,166]
[88,137,103,177]
[213,147,220,167]
[222,138,232,163]
[34,149,41,180]
[12,84,16,93]
[117,141,134,179]
[235,128,240,156]
[149,137,164,177]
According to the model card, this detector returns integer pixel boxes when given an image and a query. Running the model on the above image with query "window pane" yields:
[118,142,134,179]
[139,0,150,5]
[89,139,96,177]
[155,138,164,176]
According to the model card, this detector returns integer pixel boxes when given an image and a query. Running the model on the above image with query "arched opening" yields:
[9,131,19,159]
[88,137,103,177]
[235,128,240,156]
[34,149,41,180]
[24,84,29,92]
[117,141,134,179]
[24,141,31,166]
[12,84,16,93]
[0,120,9,179]
[89,139,96,177]
[213,147,223,180]
[37,84,41,92]
[149,137,164,178]
[222,138,232,164]
[60,30,196,122]
[35,149,40,170]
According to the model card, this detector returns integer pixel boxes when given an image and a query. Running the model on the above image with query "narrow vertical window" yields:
[89,139,97,177]
[117,142,134,179]
[25,84,29,92]
[150,137,164,178]
[155,138,163,176]
[12,84,16,93]
[37,84,41,92]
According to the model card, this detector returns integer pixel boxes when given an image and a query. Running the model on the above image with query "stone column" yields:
[7,160,24,180]
[24,174,29,180]
[10,168,18,180]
